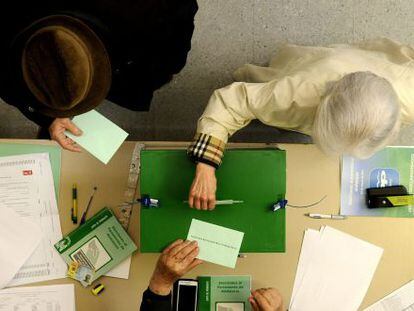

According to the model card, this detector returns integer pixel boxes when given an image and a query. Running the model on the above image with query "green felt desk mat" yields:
[140,149,286,253]
[0,143,61,199]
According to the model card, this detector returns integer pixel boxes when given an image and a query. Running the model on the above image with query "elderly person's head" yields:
[313,72,400,158]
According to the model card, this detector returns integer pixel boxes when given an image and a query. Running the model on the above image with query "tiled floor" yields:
[1,0,413,145]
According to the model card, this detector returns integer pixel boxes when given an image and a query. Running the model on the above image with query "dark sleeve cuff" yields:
[140,288,172,311]
[187,133,225,169]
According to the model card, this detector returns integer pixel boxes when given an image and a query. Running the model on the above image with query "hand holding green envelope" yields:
[65,110,129,164]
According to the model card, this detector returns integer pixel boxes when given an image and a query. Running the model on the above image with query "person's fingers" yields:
[265,288,283,309]
[63,118,82,136]
[181,244,199,263]
[194,196,201,210]
[188,180,199,209]
[200,194,208,210]
[163,239,183,254]
[249,297,260,311]
[187,258,203,270]
[200,184,210,210]
[257,288,274,305]
[265,288,280,301]
[177,241,198,260]
[53,133,81,152]
[169,240,191,257]
[65,137,82,152]
[252,290,271,309]
[207,196,216,210]
[188,192,195,209]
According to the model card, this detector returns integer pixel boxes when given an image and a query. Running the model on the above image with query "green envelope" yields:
[187,219,244,268]
[65,110,129,164]
[140,149,286,253]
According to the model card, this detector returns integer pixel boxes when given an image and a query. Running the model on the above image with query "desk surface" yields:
[2,139,413,311]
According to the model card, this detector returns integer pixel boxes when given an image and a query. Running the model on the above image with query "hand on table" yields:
[249,288,284,311]
[188,162,217,210]
[49,118,82,152]
[149,239,203,296]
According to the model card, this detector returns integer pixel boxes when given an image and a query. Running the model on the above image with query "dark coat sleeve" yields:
[107,0,198,111]
[140,288,172,311]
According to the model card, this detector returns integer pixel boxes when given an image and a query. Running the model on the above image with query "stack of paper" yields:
[0,206,42,289]
[0,153,67,286]
[290,226,383,311]
[364,280,414,311]
[0,284,76,311]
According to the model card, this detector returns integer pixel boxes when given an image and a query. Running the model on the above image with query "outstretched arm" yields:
[187,77,307,210]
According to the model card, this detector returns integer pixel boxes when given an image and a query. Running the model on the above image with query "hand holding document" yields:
[0,206,42,289]
[290,226,383,311]
[65,110,129,164]
[187,219,244,268]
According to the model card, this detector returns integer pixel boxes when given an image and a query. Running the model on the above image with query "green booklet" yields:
[54,207,137,281]
[198,276,251,311]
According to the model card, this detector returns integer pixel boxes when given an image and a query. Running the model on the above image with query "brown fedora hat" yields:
[19,15,111,117]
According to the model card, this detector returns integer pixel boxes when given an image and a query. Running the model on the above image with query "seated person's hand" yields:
[249,288,283,311]
[188,162,217,210]
[149,239,203,296]
[49,118,82,152]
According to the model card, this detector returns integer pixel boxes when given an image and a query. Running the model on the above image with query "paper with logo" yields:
[0,206,42,289]
[65,110,129,164]
[187,219,244,268]
[54,207,137,282]
[0,153,66,286]
[341,146,414,217]
[198,275,251,311]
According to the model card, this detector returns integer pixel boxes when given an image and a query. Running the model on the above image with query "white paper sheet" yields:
[105,256,131,279]
[290,226,383,311]
[0,206,42,289]
[0,284,75,311]
[0,153,67,286]
[289,229,320,307]
[364,280,414,311]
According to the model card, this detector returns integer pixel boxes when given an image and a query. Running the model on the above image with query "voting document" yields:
[0,153,66,286]
[0,284,75,311]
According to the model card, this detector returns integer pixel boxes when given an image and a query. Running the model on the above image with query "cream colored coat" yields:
[197,38,414,143]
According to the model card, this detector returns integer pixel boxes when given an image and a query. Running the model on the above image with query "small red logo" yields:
[23,170,33,176]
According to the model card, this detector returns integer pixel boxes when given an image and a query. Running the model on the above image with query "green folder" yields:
[140,149,286,253]
[0,143,61,199]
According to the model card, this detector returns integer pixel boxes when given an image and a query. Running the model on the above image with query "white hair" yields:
[313,71,400,158]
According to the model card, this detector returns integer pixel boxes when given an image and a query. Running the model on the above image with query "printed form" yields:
[0,153,66,286]
[0,284,75,311]
[365,280,414,311]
